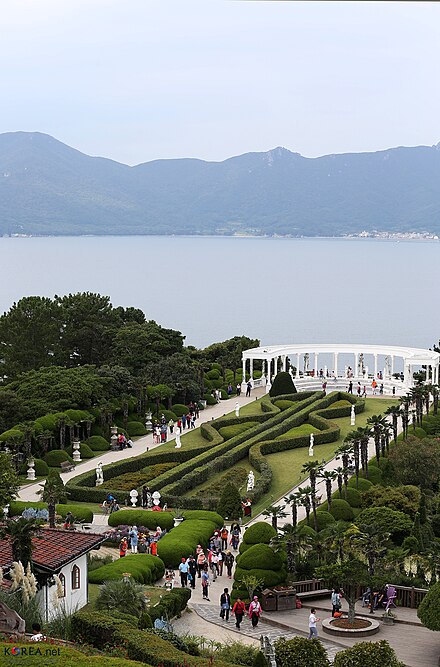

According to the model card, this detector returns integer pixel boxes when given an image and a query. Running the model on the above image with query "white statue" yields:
[350,404,356,426]
[152,491,161,507]
[95,462,104,486]
[247,470,255,491]
[129,489,138,507]
[175,427,181,448]
[309,433,314,457]
[304,353,309,373]
[235,402,240,417]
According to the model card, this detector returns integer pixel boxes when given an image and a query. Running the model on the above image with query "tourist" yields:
[182,414,187,430]
[357,382,361,397]
[190,414,196,429]
[236,383,241,396]
[227,383,233,397]
[197,549,206,576]
[63,511,74,529]
[187,556,197,589]
[129,526,139,554]
[362,385,367,398]
[30,623,45,642]
[126,438,133,448]
[119,537,128,558]
[322,381,327,394]
[178,557,189,587]
[221,526,229,550]
[224,550,235,578]
[201,565,210,600]
[211,551,219,580]
[331,588,341,617]
[220,587,231,621]
[380,383,384,395]
[177,418,182,432]
[246,381,252,397]
[248,596,262,627]
[150,540,158,556]
[194,403,200,418]
[307,608,320,639]
[232,597,246,630]
[218,550,224,576]
[392,386,396,396]
[372,379,378,395]
[348,381,353,394]
[168,418,174,433]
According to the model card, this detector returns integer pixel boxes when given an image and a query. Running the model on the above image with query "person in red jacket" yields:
[232,597,246,629]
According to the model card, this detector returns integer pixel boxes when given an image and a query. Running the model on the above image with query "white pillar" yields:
[374,354,378,378]
[250,358,254,379]
[314,353,318,377]
[283,356,287,372]
[242,358,246,382]
[267,359,272,385]
[391,356,395,376]
[334,353,338,376]
[355,353,359,377]
[296,354,300,379]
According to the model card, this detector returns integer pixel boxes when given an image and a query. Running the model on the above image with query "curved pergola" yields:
[241,343,440,391]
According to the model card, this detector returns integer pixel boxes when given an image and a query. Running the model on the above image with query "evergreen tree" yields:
[217,483,243,520]
[269,372,296,397]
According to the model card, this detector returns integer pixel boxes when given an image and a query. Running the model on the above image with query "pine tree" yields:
[217,482,243,520]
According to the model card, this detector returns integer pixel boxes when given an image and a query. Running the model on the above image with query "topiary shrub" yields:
[312,510,336,531]
[180,510,224,525]
[89,554,165,585]
[348,476,373,492]
[269,372,297,398]
[44,449,74,467]
[333,487,362,508]
[155,410,178,423]
[171,404,191,417]
[107,510,174,532]
[273,400,295,411]
[33,458,49,476]
[86,435,110,451]
[359,466,382,485]
[234,566,285,589]
[205,395,217,406]
[333,640,404,667]
[66,442,95,459]
[275,637,330,667]
[242,522,277,545]
[238,543,282,571]
[297,524,317,538]
[418,581,440,630]
[127,421,148,437]
[217,482,243,520]
[157,519,218,567]
[327,499,354,521]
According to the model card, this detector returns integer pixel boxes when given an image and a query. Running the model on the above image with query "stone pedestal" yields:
[26,459,36,481]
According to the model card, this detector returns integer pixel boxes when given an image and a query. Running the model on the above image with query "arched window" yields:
[58,573,66,598]
[71,565,80,590]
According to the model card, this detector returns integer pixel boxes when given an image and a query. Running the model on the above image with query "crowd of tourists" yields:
[152,403,200,443]
[118,524,164,557]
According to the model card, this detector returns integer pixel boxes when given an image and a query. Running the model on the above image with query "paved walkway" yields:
[18,388,265,502]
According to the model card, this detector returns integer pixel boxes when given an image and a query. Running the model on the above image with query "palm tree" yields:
[433,384,439,415]
[38,470,67,528]
[334,467,345,498]
[283,491,303,528]
[319,470,337,511]
[345,431,361,490]
[354,426,371,480]
[366,414,387,464]
[321,522,349,563]
[272,524,314,579]
[0,518,42,569]
[297,486,312,527]
[262,505,287,531]
[350,524,390,576]
[400,395,411,439]
[384,405,401,443]
[301,460,325,531]
[335,444,352,497]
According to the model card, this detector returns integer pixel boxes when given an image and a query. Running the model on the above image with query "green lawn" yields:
[277,423,318,439]
[249,396,397,517]
[239,396,268,416]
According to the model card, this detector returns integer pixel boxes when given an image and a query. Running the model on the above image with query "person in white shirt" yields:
[30,623,45,642]
[308,608,320,639]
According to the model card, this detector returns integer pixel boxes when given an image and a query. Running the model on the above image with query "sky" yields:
[1,1,439,165]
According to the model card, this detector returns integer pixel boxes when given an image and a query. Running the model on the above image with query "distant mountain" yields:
[1,131,440,237]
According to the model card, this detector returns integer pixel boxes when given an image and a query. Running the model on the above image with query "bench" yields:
[60,461,75,473]
[297,589,332,601]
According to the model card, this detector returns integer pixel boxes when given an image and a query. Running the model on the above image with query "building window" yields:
[71,565,80,590]
[58,573,66,598]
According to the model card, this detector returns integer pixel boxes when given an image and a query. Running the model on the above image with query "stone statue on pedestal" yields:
[350,405,356,426]
[175,427,181,448]
[309,433,314,457]
[235,402,240,417]
[247,470,255,491]
[95,462,104,486]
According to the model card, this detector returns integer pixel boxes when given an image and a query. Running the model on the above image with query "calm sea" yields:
[0,236,439,352]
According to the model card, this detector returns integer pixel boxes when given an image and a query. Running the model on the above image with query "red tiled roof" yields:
[0,528,105,572]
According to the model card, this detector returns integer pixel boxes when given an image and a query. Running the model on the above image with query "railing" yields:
[290,579,428,609]
[393,585,428,609]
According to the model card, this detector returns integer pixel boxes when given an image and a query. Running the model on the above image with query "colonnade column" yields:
[391,356,395,376]
[374,354,378,378]
[355,353,359,378]
[242,358,246,384]
[267,359,272,385]
[296,354,300,379]
[314,353,318,377]
[334,353,338,377]
[283,355,287,372]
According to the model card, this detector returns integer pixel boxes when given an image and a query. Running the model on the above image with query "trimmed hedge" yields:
[234,566,285,588]
[237,543,282,571]
[127,421,148,437]
[333,640,405,667]
[242,522,277,545]
[108,510,174,531]
[44,449,74,467]
[275,637,330,667]
[88,554,165,585]
[34,458,49,476]
[180,510,224,525]
[355,507,412,545]
[9,501,93,523]
[86,435,111,451]
[157,518,219,567]
[171,404,191,417]
[359,466,383,485]
[348,476,373,491]
[327,498,354,521]
[148,588,191,623]
[66,442,95,459]
[309,510,335,531]
[273,400,296,411]
[333,487,362,508]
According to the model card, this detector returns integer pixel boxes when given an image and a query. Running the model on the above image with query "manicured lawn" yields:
[249,395,397,517]
[239,396,268,416]
[218,421,258,440]
[276,423,318,439]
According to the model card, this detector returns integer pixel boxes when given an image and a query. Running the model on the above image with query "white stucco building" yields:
[0,528,105,622]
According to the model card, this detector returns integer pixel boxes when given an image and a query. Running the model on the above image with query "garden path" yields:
[17,387,265,503]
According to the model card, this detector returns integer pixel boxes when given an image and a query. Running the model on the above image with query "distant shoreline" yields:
[1,233,438,242]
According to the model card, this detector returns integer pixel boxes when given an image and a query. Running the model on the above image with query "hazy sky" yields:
[1,1,439,165]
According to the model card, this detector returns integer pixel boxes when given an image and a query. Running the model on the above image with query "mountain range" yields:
[1,131,440,237]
